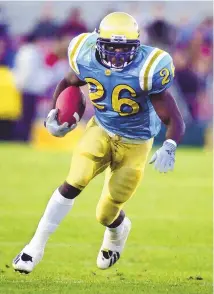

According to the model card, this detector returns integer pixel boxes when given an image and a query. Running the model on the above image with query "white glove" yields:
[149,139,177,173]
[45,109,77,137]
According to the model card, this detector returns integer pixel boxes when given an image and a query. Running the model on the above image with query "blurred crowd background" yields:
[0,1,213,148]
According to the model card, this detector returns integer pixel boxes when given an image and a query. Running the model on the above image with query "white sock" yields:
[107,218,125,235]
[28,188,74,251]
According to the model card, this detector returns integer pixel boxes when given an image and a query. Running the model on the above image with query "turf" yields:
[0,144,212,294]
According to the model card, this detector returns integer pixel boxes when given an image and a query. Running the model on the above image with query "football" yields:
[56,86,86,126]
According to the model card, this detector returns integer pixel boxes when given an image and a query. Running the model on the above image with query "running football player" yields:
[13,12,185,273]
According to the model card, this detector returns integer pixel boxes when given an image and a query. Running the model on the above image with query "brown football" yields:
[56,86,85,126]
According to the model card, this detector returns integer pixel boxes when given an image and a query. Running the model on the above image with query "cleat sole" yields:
[14,269,30,274]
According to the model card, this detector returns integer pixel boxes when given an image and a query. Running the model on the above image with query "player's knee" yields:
[96,199,121,226]
[59,181,82,199]
[66,159,95,189]
[96,211,112,226]
[109,168,142,202]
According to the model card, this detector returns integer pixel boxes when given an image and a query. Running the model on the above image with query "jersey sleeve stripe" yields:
[143,49,163,91]
[139,48,160,91]
[147,51,169,90]
[68,33,89,74]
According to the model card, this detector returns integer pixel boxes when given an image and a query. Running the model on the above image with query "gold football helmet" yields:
[96,12,140,69]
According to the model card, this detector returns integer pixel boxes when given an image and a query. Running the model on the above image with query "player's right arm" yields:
[45,33,89,137]
[51,70,86,109]
[45,70,86,137]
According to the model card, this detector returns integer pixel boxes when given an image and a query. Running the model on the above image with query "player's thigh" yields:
[66,117,111,189]
[107,137,154,201]
[109,138,154,201]
[106,165,143,204]
[120,138,154,172]
[95,165,142,225]
[96,138,153,223]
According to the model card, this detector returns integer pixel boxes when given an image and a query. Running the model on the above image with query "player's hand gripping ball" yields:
[45,86,86,137]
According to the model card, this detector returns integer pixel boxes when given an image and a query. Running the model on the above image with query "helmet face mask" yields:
[96,38,140,69]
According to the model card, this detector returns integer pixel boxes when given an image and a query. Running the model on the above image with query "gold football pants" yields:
[66,117,153,226]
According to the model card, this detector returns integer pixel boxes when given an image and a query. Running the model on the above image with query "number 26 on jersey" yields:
[85,77,140,117]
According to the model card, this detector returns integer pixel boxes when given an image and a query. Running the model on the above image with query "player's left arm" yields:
[148,52,186,173]
[150,90,185,144]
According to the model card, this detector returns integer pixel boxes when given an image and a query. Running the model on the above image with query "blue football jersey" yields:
[68,32,175,140]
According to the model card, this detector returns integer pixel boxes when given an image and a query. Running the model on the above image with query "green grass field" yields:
[0,144,212,294]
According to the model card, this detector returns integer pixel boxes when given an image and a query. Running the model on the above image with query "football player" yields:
[13,12,185,273]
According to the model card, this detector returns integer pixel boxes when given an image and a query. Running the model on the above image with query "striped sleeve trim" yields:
[68,33,90,75]
[139,48,168,91]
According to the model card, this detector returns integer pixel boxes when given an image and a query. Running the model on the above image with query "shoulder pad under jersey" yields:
[67,32,98,79]
[139,48,175,94]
